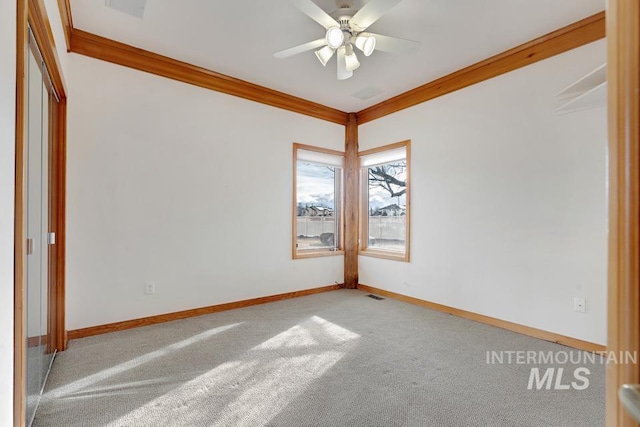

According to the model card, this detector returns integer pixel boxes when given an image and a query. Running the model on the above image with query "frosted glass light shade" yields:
[315,46,335,66]
[344,45,360,71]
[325,27,344,49]
[336,46,352,80]
[355,35,376,56]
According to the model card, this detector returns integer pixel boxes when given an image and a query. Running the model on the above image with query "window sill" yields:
[359,249,409,262]
[294,250,345,260]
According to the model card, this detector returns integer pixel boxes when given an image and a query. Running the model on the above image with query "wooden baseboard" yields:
[26,334,47,348]
[357,284,606,352]
[67,284,342,340]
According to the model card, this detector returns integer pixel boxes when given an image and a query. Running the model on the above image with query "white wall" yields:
[66,54,345,330]
[359,40,608,345]
[0,0,16,424]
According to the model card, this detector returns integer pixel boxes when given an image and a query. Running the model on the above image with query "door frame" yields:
[14,0,67,425]
[606,0,640,425]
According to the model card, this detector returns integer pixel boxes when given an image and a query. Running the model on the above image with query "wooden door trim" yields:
[26,0,67,355]
[14,0,68,425]
[606,0,640,425]
[14,0,28,425]
[28,0,67,98]
[52,98,66,352]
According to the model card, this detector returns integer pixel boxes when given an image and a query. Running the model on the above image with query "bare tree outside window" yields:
[369,162,406,206]
[366,160,407,253]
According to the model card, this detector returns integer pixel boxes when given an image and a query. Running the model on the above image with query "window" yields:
[360,141,410,261]
[293,144,344,258]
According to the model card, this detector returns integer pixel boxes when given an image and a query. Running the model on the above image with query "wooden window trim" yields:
[359,249,409,262]
[293,143,345,260]
[294,250,346,260]
[359,140,411,263]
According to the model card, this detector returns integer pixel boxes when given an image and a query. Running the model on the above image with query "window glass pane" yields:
[296,160,340,252]
[367,160,407,253]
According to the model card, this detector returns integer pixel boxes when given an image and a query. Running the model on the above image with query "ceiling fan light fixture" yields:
[277,0,420,80]
[355,35,376,56]
[315,45,335,66]
[325,27,345,49]
[344,45,360,71]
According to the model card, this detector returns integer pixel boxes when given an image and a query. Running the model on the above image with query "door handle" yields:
[620,384,640,423]
[26,238,33,255]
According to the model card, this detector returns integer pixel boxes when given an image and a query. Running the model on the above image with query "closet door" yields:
[25,28,56,427]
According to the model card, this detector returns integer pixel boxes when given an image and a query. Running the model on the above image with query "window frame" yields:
[359,140,411,262]
[292,143,345,259]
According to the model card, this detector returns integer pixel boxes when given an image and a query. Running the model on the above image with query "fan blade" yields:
[273,38,327,58]
[292,0,340,29]
[336,47,353,80]
[363,32,420,53]
[350,0,402,31]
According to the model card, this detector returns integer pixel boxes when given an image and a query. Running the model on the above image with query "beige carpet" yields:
[34,289,605,426]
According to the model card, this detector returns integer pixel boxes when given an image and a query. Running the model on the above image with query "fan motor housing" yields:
[330,7,357,20]
[331,8,361,35]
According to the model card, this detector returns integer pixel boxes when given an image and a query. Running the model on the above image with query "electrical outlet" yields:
[574,297,586,313]
[144,282,155,295]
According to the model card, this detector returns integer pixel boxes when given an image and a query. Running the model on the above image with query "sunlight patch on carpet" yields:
[104,316,360,426]
[48,322,242,399]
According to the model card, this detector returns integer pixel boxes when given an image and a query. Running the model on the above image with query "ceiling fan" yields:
[274,0,420,80]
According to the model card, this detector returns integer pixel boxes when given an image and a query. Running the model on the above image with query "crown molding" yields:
[69,29,349,125]
[56,4,604,127]
[356,11,606,124]
[56,2,349,124]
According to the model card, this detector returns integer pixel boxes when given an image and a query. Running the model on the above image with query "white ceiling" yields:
[70,0,605,112]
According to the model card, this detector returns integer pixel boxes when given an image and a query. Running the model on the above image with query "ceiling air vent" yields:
[366,294,385,301]
[352,86,385,101]
[105,0,147,19]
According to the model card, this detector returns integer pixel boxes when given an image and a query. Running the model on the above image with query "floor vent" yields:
[366,294,385,301]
